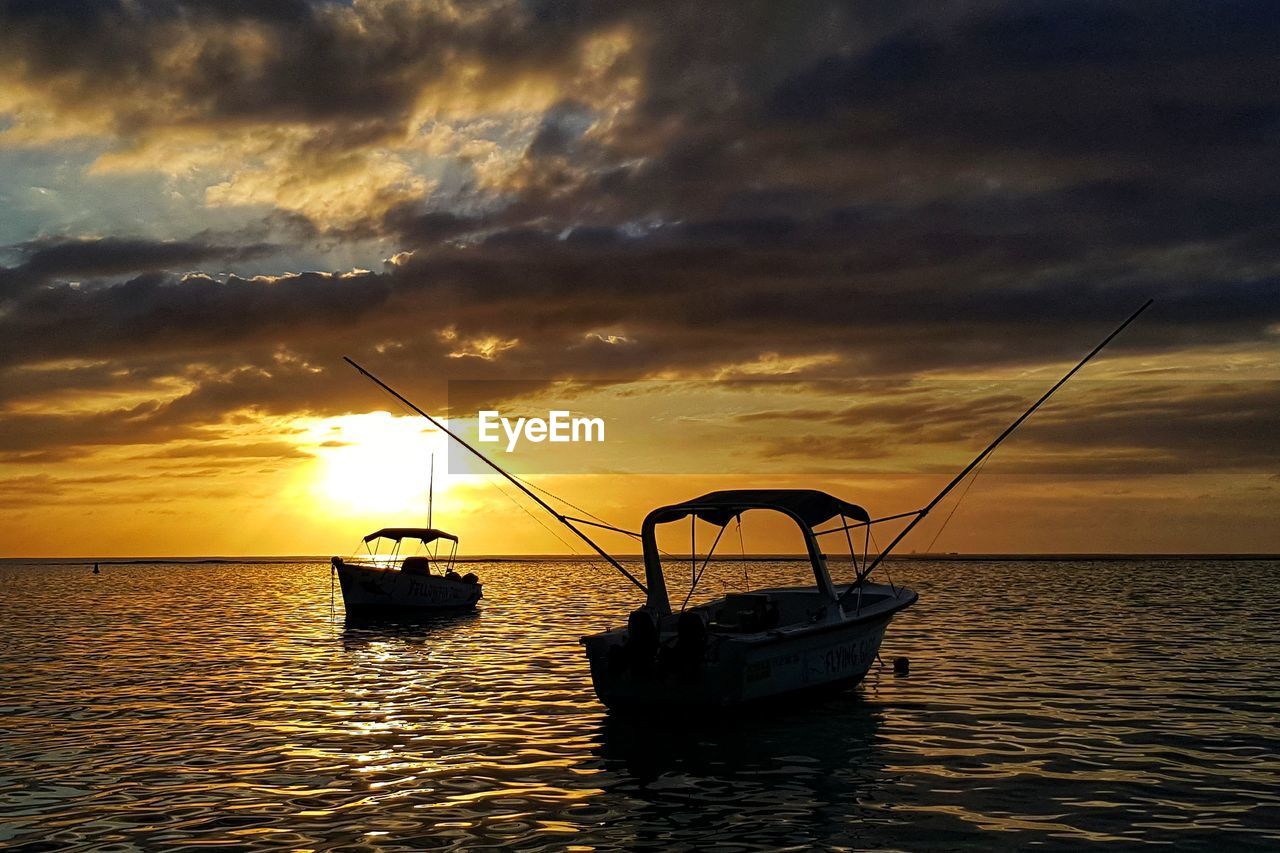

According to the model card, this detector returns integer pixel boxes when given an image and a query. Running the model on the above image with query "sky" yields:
[0,0,1277,557]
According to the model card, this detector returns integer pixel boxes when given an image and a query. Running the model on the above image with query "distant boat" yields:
[341,299,1151,710]
[331,528,481,614]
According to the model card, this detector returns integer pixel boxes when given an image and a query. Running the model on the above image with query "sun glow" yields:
[299,412,450,515]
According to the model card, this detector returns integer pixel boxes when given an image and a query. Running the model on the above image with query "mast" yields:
[428,452,434,530]
[343,357,648,595]
[839,299,1153,603]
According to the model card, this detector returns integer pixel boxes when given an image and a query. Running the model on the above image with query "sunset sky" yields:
[1,0,1277,557]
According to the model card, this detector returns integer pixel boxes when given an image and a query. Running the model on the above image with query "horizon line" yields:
[5,552,1279,565]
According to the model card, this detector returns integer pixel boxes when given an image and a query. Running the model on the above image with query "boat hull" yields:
[335,563,481,613]
[581,586,915,711]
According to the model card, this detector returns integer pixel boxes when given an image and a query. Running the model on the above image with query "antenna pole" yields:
[840,299,1153,602]
[342,357,647,595]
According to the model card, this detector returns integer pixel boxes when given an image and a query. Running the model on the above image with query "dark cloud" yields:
[382,208,485,247]
[0,0,624,136]
[0,400,194,455]
[1,224,1276,375]
[527,99,596,159]
[0,237,276,300]
[744,379,1280,476]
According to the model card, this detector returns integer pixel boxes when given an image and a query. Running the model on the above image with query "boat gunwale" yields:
[579,584,917,647]
[335,559,482,589]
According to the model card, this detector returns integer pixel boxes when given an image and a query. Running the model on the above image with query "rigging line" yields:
[344,357,647,595]
[813,509,926,537]
[737,514,750,591]
[680,522,728,612]
[839,298,1154,602]
[562,516,641,538]
[380,381,636,543]
[491,476,584,557]
[508,468,656,556]
[514,469,692,563]
[512,473,618,528]
[507,471,691,561]
[841,512,860,576]
[864,523,871,583]
[924,451,992,555]
[869,527,895,593]
[562,514,678,561]
[467,440,650,564]
[489,474,637,586]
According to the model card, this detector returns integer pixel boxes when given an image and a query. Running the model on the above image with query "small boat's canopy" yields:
[363,527,459,544]
[646,489,870,528]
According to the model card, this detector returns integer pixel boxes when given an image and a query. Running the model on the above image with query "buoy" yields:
[893,656,910,676]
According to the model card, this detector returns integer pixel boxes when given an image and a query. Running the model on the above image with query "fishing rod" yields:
[838,298,1154,604]
[342,357,648,595]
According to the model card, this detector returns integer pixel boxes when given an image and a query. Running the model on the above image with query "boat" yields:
[331,527,481,614]
[341,299,1152,710]
[581,489,917,710]
[330,451,484,615]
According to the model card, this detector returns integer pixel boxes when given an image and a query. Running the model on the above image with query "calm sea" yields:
[1,558,1277,851]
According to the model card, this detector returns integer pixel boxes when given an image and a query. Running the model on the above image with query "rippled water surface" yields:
[2,558,1278,851]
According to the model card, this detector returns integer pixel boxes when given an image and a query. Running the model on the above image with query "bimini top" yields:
[646,489,870,528]
[363,527,459,544]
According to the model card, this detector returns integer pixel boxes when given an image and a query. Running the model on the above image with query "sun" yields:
[300,412,451,515]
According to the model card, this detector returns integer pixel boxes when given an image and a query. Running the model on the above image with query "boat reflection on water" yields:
[337,609,479,651]
[591,692,890,847]
[596,692,883,780]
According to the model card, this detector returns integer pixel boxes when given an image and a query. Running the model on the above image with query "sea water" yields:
[1,558,1277,850]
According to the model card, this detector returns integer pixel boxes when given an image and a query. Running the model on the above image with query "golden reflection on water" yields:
[1,557,1278,849]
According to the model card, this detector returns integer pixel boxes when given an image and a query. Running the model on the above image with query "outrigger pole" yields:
[342,357,648,595]
[838,299,1153,604]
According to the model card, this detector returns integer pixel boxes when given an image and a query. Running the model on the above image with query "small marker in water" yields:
[893,656,910,676]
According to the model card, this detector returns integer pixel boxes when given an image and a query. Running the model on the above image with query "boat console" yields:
[401,556,432,575]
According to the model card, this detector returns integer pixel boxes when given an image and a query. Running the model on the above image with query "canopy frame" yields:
[640,490,863,616]
[355,527,460,574]
[362,527,459,545]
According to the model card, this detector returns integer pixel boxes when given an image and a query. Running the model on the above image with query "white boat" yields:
[581,489,917,710]
[331,527,481,614]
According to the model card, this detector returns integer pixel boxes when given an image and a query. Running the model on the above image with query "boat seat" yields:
[713,593,776,633]
[401,556,432,575]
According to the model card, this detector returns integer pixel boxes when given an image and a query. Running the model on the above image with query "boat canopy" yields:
[363,527,459,544]
[646,489,871,528]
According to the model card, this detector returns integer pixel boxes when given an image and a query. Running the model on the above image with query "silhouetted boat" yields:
[580,490,916,710]
[331,527,481,614]
[341,299,1151,710]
